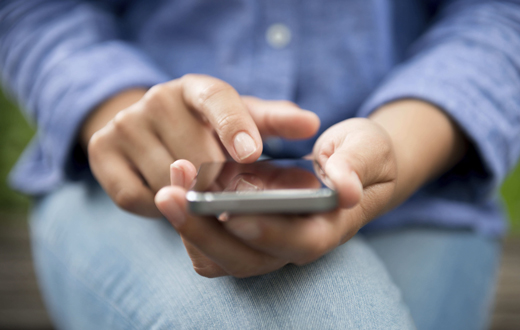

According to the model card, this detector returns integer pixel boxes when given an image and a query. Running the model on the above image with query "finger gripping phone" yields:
[186,159,338,216]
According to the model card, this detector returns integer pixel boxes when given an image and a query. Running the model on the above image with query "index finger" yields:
[175,74,263,163]
[155,186,286,278]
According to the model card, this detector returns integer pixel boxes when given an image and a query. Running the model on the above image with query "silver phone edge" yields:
[187,189,338,215]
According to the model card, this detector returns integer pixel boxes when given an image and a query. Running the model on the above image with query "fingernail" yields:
[170,163,184,187]
[218,212,230,222]
[227,219,261,240]
[324,163,341,184]
[234,132,257,160]
[156,190,185,227]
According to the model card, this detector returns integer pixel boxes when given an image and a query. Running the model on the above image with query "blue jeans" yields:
[30,179,501,329]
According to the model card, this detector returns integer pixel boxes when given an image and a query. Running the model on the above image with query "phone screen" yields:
[191,159,333,194]
[188,159,337,215]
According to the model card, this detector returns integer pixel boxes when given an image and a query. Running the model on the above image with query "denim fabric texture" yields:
[2,0,520,236]
[30,179,500,330]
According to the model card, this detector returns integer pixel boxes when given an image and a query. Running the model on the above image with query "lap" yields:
[365,228,501,330]
[29,178,498,330]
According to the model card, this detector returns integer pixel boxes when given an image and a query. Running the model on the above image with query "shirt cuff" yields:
[9,41,169,194]
[357,43,508,202]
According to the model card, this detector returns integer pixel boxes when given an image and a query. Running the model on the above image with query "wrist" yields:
[80,88,147,149]
[369,99,467,205]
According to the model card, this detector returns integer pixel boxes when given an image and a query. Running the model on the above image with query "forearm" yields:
[369,99,467,209]
[358,1,520,203]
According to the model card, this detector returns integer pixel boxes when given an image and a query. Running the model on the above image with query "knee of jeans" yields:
[27,181,163,329]
[30,183,83,248]
[149,237,415,330]
[28,183,415,330]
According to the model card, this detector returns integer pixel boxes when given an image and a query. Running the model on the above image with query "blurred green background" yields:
[1,89,519,233]
[1,90,34,215]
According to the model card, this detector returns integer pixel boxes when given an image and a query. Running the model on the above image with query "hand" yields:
[83,74,320,217]
[155,119,398,277]
[155,100,467,278]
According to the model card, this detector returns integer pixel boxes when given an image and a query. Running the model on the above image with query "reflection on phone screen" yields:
[192,159,332,193]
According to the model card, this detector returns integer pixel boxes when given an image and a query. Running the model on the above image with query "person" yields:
[1,0,519,329]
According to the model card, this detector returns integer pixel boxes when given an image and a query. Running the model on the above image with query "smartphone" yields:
[186,159,338,216]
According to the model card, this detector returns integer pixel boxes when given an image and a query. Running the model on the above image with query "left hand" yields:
[155,118,398,278]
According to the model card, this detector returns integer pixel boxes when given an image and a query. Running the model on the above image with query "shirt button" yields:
[266,23,291,49]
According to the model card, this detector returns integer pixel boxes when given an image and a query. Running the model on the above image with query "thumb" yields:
[155,185,188,228]
[314,118,396,210]
[170,159,198,189]
[323,150,364,209]
[242,96,320,139]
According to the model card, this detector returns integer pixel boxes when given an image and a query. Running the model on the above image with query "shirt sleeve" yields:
[0,0,169,194]
[358,0,520,202]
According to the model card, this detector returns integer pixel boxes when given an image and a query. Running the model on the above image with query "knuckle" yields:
[215,111,244,136]
[111,110,136,136]
[146,83,169,99]
[87,130,114,163]
[87,131,104,155]
[197,81,232,109]
[142,84,170,113]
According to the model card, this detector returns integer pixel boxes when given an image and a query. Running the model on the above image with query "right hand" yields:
[83,74,320,217]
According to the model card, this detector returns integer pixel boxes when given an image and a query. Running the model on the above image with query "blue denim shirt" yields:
[1,0,520,236]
